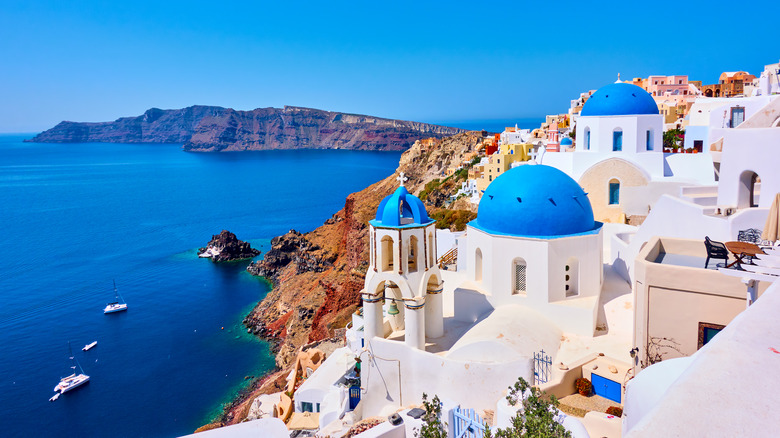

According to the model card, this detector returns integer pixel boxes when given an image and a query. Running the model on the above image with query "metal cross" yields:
[528,149,538,161]
[397,172,408,187]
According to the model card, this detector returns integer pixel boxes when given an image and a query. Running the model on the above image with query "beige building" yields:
[633,236,769,369]
[578,158,649,224]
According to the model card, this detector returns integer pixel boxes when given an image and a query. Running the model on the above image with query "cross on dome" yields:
[397,172,408,187]
[615,73,621,83]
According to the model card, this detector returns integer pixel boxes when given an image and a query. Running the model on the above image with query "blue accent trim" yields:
[469,220,603,240]
[369,219,435,229]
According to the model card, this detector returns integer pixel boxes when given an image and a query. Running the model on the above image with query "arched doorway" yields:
[737,170,761,208]
[381,236,395,272]
[382,281,405,333]
[408,236,418,272]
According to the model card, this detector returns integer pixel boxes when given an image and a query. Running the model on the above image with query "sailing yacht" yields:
[54,342,90,394]
[104,280,128,314]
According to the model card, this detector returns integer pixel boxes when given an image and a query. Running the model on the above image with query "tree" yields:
[485,377,571,438]
[415,393,447,438]
[416,378,571,438]
[663,128,685,150]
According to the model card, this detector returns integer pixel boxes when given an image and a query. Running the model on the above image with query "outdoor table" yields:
[724,241,765,269]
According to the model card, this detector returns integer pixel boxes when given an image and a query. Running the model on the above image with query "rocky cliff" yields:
[198,230,261,262]
[27,105,465,152]
[204,131,484,429]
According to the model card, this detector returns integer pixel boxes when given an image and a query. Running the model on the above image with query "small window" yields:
[694,140,703,153]
[513,258,527,295]
[585,128,591,150]
[301,402,313,413]
[609,179,620,205]
[698,322,726,349]
[565,258,579,297]
[613,130,623,152]
[646,130,653,151]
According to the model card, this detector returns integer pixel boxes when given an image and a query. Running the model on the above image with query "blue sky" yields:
[1,0,778,132]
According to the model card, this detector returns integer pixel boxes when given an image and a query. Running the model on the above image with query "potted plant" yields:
[575,377,592,396]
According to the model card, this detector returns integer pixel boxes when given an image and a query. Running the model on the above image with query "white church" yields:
[541,81,716,224]
[338,164,627,436]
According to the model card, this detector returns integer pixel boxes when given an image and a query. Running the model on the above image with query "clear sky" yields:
[1,0,778,132]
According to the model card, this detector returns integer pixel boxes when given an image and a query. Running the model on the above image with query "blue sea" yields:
[0,135,402,437]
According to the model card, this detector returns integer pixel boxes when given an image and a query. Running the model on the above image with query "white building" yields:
[361,174,444,350]
[541,82,716,224]
[499,125,531,145]
[683,94,780,153]
[466,164,604,335]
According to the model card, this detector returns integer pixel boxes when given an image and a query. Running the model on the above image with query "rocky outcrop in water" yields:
[198,230,260,262]
[27,105,465,152]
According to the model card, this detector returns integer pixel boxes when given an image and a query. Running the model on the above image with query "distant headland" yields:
[26,105,466,152]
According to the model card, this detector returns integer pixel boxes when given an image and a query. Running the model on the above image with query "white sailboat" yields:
[82,341,97,351]
[54,342,90,395]
[103,280,128,314]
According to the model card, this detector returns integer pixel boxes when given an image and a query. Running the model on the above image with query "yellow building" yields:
[475,143,534,192]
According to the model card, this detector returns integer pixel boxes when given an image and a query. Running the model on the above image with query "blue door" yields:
[592,374,621,403]
[348,385,361,410]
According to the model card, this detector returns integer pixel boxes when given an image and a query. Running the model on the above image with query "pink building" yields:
[546,121,560,152]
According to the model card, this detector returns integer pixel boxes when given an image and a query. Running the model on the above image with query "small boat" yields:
[82,341,97,351]
[54,342,90,395]
[104,280,128,314]
[49,392,60,402]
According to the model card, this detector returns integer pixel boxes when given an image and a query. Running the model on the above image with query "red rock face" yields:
[27,105,464,152]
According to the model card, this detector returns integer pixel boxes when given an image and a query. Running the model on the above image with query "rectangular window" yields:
[514,262,526,294]
[698,322,726,349]
[694,140,703,152]
[609,182,620,205]
[301,402,313,413]
[730,107,745,128]
[586,130,591,150]
[646,130,653,151]
[613,131,623,151]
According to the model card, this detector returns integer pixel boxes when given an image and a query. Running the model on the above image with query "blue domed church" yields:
[541,81,714,224]
[360,174,443,351]
[466,164,604,335]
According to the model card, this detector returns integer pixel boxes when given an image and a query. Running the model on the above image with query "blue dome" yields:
[580,83,659,116]
[371,186,432,228]
[560,137,573,146]
[472,165,600,237]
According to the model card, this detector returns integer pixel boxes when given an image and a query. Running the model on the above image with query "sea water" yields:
[0,135,401,437]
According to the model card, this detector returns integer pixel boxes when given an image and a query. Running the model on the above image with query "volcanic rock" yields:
[198,230,260,262]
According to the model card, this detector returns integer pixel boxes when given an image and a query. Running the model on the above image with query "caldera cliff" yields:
[204,131,483,429]
[27,105,465,152]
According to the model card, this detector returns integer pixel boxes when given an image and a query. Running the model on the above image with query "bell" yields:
[387,301,400,316]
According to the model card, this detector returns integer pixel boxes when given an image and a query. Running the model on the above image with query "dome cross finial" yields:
[397,172,408,187]
[615,73,621,83]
